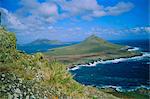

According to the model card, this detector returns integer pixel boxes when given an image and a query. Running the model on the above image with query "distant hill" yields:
[45,35,123,56]
[28,39,69,45]
[17,39,75,54]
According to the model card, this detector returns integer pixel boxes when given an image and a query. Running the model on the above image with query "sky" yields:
[0,0,150,44]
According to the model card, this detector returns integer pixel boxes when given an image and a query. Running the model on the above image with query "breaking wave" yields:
[69,52,150,71]
[128,47,140,51]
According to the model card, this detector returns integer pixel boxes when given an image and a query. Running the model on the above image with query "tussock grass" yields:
[0,27,120,99]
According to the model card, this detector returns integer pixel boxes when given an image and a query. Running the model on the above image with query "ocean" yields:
[18,39,150,92]
[70,39,150,92]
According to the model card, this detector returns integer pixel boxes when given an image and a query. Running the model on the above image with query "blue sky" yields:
[0,0,150,44]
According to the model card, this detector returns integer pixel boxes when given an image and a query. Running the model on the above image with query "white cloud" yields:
[92,10,106,17]
[16,0,59,24]
[106,2,134,16]
[144,27,150,33]
[20,0,39,8]
[58,0,101,14]
[36,3,58,17]
[56,0,134,20]
[0,8,26,29]
[0,0,138,43]
[128,27,150,33]
[89,26,150,40]
[14,0,135,23]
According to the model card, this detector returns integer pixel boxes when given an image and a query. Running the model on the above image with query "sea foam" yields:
[100,52,150,64]
[128,47,140,51]
[69,66,80,71]
[69,52,150,71]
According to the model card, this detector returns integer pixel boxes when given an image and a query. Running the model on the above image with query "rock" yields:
[8,93,13,99]
[26,95,30,99]
[28,88,31,92]
[8,85,11,89]
[2,73,5,77]
[18,78,23,83]
[1,77,4,81]
[23,92,27,96]
[31,95,36,99]
[13,93,19,99]
[15,88,21,94]
[7,79,10,83]
[23,85,26,89]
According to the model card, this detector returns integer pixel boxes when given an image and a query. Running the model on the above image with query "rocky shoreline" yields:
[67,51,150,97]
[68,52,143,70]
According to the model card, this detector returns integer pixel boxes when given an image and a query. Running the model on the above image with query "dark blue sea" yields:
[70,39,150,91]
[18,39,150,91]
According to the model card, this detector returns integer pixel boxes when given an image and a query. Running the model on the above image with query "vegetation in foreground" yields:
[0,27,119,98]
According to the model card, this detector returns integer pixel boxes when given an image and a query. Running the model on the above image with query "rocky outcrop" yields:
[0,72,66,99]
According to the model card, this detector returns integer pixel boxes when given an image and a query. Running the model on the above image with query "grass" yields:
[44,35,141,64]
[45,35,123,55]
[0,27,120,99]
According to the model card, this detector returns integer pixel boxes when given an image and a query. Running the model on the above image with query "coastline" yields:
[68,48,150,93]
[68,51,150,93]
[68,51,147,71]
[98,86,150,99]
[67,46,144,70]
[98,85,150,92]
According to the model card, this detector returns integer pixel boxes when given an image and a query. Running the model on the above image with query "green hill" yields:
[45,35,140,64]
[45,35,123,55]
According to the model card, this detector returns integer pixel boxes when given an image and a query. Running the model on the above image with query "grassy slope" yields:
[0,28,119,99]
[45,35,140,64]
[45,35,122,55]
